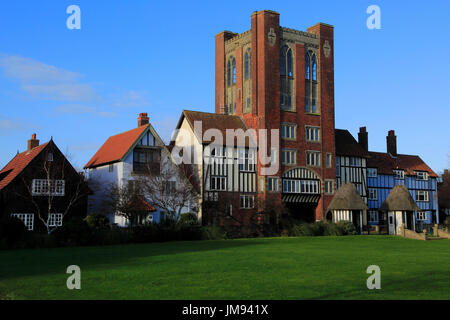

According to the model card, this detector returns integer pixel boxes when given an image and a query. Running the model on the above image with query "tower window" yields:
[232,58,236,85]
[305,50,318,114]
[312,54,317,81]
[280,45,294,111]
[244,49,251,80]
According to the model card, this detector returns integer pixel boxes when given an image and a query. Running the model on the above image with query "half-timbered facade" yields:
[172,110,258,226]
[364,130,439,230]
[335,128,369,202]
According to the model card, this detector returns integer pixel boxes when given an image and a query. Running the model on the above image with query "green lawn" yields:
[1,236,449,300]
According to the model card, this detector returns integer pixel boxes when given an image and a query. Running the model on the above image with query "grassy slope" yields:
[0,236,449,300]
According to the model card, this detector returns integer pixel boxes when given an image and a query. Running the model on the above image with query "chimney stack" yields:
[137,113,149,127]
[386,130,397,156]
[27,133,39,151]
[358,127,368,152]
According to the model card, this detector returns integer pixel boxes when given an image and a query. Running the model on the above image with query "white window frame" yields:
[349,157,362,167]
[326,153,332,169]
[281,123,297,140]
[417,211,427,220]
[210,176,226,191]
[367,168,377,178]
[306,151,321,167]
[324,180,334,195]
[283,179,319,194]
[369,211,379,223]
[48,213,63,227]
[238,148,256,172]
[416,190,429,202]
[47,153,53,162]
[415,171,429,181]
[11,213,34,231]
[240,195,255,209]
[305,126,320,142]
[281,149,297,165]
[268,177,279,192]
[393,170,405,180]
[31,179,65,196]
[368,188,378,200]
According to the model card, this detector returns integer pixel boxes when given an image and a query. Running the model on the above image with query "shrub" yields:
[177,212,199,226]
[53,216,92,246]
[202,226,227,240]
[336,220,357,235]
[84,213,110,231]
[322,222,344,236]
[0,216,27,248]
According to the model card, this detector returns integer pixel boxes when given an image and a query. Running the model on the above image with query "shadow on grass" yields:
[309,269,450,300]
[0,239,265,280]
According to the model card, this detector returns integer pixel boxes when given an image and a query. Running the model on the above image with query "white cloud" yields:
[112,90,150,108]
[0,116,37,135]
[0,54,98,102]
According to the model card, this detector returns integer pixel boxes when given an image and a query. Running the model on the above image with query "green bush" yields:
[202,226,227,240]
[336,220,357,235]
[322,222,344,236]
[84,213,110,231]
[53,217,93,246]
[177,212,199,226]
[0,216,27,248]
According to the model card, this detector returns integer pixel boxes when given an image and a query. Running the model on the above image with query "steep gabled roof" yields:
[367,151,438,177]
[380,185,420,212]
[335,129,369,158]
[175,110,254,146]
[84,125,149,169]
[327,183,368,211]
[0,143,49,191]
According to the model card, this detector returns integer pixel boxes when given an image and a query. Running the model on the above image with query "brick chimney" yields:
[358,127,368,152]
[138,113,149,127]
[386,130,397,156]
[27,133,39,151]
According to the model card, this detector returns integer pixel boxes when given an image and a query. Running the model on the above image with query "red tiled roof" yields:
[84,125,149,169]
[367,151,438,177]
[335,129,369,158]
[0,143,49,191]
[128,196,157,212]
[181,110,253,146]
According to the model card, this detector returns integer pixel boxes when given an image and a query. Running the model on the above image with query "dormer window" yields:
[393,169,404,179]
[415,171,429,181]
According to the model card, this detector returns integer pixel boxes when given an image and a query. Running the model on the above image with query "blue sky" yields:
[0,0,449,172]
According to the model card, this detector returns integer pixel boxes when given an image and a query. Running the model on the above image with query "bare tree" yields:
[102,181,151,227]
[139,163,199,221]
[14,147,89,234]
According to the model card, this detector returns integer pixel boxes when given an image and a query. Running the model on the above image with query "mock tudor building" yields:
[85,113,199,226]
[0,134,88,232]
[172,110,258,226]
[334,127,439,232]
[214,10,336,223]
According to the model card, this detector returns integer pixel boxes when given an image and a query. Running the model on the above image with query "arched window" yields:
[305,50,318,114]
[287,49,293,77]
[305,53,310,80]
[232,58,236,85]
[227,60,231,86]
[280,45,294,110]
[280,47,286,76]
[312,55,317,81]
[244,49,251,80]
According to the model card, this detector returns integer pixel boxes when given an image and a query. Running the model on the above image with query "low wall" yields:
[436,226,450,239]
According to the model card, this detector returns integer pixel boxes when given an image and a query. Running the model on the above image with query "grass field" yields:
[1,236,450,300]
